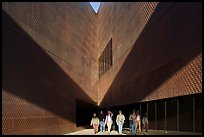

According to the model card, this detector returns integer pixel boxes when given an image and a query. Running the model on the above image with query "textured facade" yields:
[97,2,202,133]
[2,2,202,135]
[97,2,202,107]
[2,2,98,135]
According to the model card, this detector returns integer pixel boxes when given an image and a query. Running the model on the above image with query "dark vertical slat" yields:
[155,101,157,130]
[147,102,148,117]
[177,98,179,131]
[193,96,195,132]
[140,104,142,117]
[165,100,167,131]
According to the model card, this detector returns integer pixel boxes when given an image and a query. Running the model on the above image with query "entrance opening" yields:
[76,99,98,127]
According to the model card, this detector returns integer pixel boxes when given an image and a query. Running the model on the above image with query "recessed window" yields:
[99,39,113,79]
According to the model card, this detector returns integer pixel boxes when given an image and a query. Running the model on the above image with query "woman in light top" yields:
[105,111,113,134]
[90,112,99,134]
[136,111,141,132]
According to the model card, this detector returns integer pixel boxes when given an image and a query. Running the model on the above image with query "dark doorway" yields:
[76,99,98,127]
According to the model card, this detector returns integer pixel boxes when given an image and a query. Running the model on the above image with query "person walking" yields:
[90,112,99,134]
[105,111,113,134]
[98,110,106,132]
[129,112,133,133]
[131,110,137,135]
[116,110,125,134]
[136,111,141,132]
[142,112,148,132]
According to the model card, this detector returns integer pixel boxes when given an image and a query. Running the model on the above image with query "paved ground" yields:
[65,128,202,135]
[141,129,202,135]
[65,129,126,135]
[123,128,202,135]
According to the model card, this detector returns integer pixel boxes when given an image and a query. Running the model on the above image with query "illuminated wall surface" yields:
[2,2,202,135]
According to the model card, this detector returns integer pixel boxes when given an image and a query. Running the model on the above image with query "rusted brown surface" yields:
[2,2,202,135]
[2,2,97,135]
[97,2,202,107]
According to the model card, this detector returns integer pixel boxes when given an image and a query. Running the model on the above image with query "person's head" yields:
[100,111,103,114]
[145,112,147,116]
[132,110,135,114]
[119,110,122,114]
[93,113,96,116]
[136,111,139,115]
[108,111,111,115]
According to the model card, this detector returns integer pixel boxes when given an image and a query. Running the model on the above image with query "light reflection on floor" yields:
[65,129,125,135]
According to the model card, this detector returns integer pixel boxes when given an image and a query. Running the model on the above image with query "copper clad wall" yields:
[97,2,202,107]
[2,2,202,135]
[2,2,97,135]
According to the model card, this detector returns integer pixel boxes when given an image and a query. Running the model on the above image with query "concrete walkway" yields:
[123,128,202,135]
[65,128,202,135]
[65,129,125,135]
[141,129,202,135]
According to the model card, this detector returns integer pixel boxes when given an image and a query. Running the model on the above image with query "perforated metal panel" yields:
[148,101,156,129]
[156,100,165,130]
[179,95,193,132]
[195,94,202,133]
[166,98,177,131]
[2,2,97,135]
[2,2,202,134]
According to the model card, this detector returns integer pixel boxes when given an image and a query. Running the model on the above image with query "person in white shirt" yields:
[105,111,113,134]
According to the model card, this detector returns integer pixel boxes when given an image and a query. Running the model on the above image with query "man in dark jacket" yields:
[98,111,106,132]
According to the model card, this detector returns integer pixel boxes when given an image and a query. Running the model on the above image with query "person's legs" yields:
[136,121,140,132]
[143,123,146,132]
[110,123,112,132]
[135,121,137,134]
[92,125,94,134]
[107,122,112,133]
[102,121,105,132]
[107,122,109,132]
[93,124,97,134]
[99,121,102,132]
[120,123,123,134]
[130,121,132,133]
[146,123,148,132]
[142,123,144,132]
[118,124,121,134]
[131,122,133,134]
[132,122,136,135]
[135,122,137,132]
[96,124,99,133]
[139,120,141,131]
[118,121,122,134]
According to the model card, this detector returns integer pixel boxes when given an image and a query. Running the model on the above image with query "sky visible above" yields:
[89,2,101,13]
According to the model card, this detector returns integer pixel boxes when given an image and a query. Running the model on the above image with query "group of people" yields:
[129,110,148,135]
[90,110,148,135]
[90,110,114,134]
